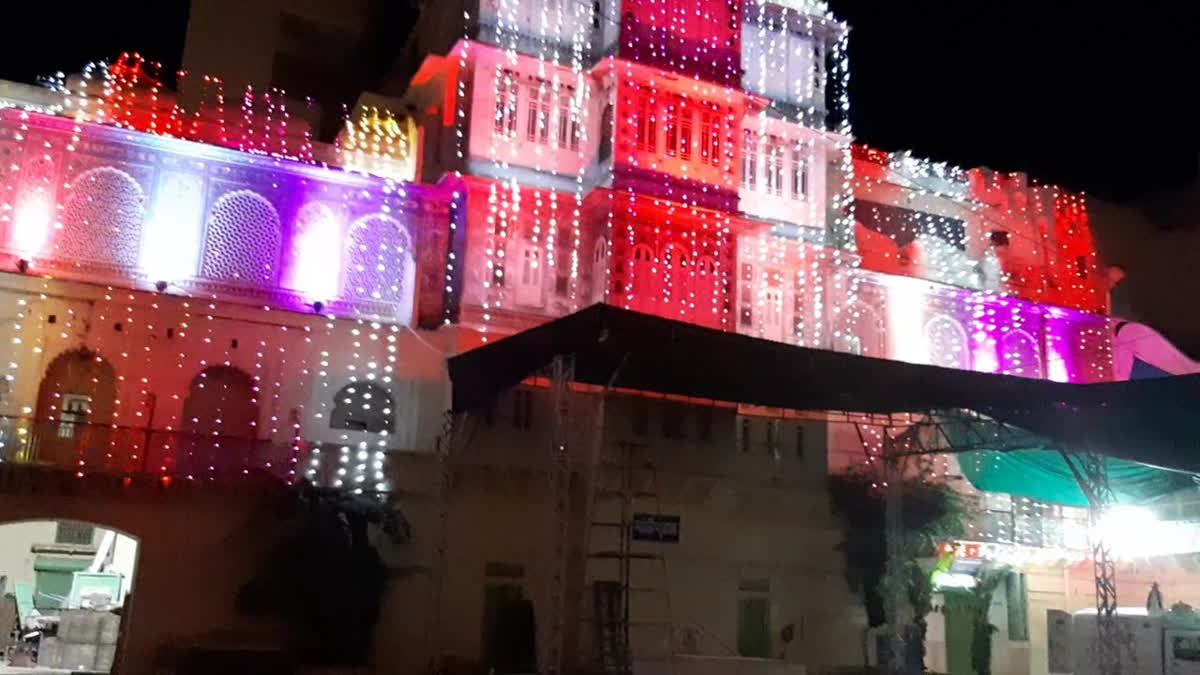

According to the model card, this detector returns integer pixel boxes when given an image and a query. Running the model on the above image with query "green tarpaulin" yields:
[938,417,1198,506]
[957,449,1196,507]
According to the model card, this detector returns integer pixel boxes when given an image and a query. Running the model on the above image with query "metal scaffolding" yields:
[542,355,574,675]
[1059,449,1123,675]
[870,409,1126,675]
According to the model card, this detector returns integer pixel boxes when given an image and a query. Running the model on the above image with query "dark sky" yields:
[828,1,1200,202]
[1,2,1196,202]
[0,3,190,88]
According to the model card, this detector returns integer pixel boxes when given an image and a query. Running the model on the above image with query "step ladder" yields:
[585,440,672,675]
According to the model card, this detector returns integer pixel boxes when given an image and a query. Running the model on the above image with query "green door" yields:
[737,596,770,658]
[33,557,89,610]
[943,591,974,675]
[482,584,526,673]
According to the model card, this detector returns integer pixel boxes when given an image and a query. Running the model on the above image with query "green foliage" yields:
[238,482,411,665]
[828,470,966,671]
[966,570,1007,675]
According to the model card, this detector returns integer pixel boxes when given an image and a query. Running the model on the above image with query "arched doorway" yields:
[180,366,259,478]
[33,349,118,471]
[0,518,139,672]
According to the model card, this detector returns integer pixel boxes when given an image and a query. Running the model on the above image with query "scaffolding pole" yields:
[541,355,574,675]
[1059,449,1123,675]
[427,408,468,672]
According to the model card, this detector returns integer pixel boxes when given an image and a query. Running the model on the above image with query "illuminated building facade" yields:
[0,1,1130,673]
[396,0,1111,382]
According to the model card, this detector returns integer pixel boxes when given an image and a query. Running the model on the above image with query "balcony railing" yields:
[0,417,296,483]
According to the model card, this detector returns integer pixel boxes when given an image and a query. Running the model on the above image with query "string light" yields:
[0,1,1119,500]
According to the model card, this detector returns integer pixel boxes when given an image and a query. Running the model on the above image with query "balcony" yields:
[0,109,451,324]
[0,417,297,483]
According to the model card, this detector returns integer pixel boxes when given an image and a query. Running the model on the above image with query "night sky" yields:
[828,1,1199,202]
[3,1,1198,343]
[3,2,1195,202]
[0,4,190,88]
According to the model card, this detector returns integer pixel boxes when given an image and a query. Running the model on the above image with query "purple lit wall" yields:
[858,271,1112,383]
[0,109,451,323]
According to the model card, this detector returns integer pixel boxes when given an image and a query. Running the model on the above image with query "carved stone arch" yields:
[57,166,146,269]
[180,365,259,477]
[344,212,414,306]
[924,313,969,369]
[837,302,885,357]
[200,190,282,286]
[1000,329,1041,378]
[34,348,118,470]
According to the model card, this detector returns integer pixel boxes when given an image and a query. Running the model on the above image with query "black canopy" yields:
[447,304,1200,473]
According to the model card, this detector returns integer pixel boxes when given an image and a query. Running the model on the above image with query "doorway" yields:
[33,350,117,470]
[180,366,259,477]
[0,519,139,672]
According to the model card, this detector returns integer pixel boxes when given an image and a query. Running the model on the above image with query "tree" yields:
[965,569,1006,675]
[238,481,411,665]
[828,468,965,672]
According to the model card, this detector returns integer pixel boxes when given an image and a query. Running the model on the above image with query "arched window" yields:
[330,382,395,434]
[627,244,657,315]
[200,190,282,286]
[598,102,614,162]
[1000,330,1042,379]
[837,303,884,357]
[515,243,544,308]
[180,365,260,477]
[590,238,608,304]
[345,213,414,306]
[693,256,721,328]
[660,244,690,319]
[57,166,145,270]
[924,314,969,370]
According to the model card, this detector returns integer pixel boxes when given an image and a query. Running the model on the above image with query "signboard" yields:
[630,514,680,543]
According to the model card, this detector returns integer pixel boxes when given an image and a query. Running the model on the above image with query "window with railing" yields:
[764,135,785,197]
[790,146,807,199]
[664,103,680,157]
[634,95,656,152]
[741,130,757,190]
[700,111,720,167]
[330,382,396,433]
[556,91,581,151]
[742,26,823,107]
[495,69,520,137]
[743,133,808,203]
[526,80,553,145]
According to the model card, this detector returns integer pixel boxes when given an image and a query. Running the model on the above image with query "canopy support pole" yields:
[428,408,471,672]
[1059,449,1123,675]
[541,355,573,675]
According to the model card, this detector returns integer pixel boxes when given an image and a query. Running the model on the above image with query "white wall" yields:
[738,116,829,228]
[468,46,603,179]
[0,521,57,591]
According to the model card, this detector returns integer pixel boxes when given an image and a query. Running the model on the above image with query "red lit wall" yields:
[599,189,743,330]
[610,59,758,211]
[852,146,1106,314]
[619,0,742,87]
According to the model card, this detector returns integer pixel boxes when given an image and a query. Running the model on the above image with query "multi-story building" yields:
[0,1,1183,674]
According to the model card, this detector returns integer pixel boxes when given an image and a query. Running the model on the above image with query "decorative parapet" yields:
[0,109,451,323]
